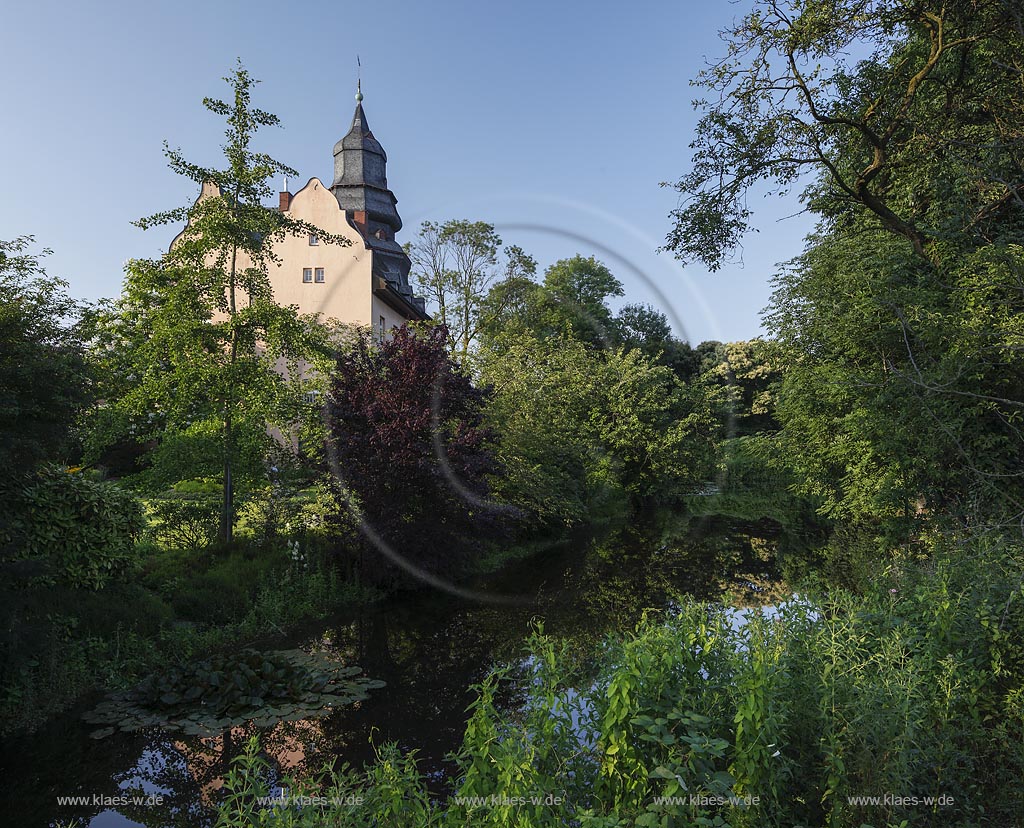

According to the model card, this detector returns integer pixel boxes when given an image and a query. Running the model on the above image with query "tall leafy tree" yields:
[703,340,786,436]
[407,220,535,360]
[614,303,672,353]
[665,0,1024,268]
[541,255,624,345]
[479,332,717,527]
[87,62,344,542]
[479,254,626,351]
[0,236,91,472]
[611,302,704,382]
[669,0,1024,533]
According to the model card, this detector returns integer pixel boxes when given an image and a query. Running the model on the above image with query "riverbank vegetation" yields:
[216,537,1024,827]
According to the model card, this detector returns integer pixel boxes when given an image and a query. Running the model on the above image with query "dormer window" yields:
[309,233,319,246]
[302,268,313,283]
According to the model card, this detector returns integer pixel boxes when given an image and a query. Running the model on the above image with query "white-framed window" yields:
[315,267,325,283]
[303,390,320,405]
[302,268,313,283]
[309,233,319,246]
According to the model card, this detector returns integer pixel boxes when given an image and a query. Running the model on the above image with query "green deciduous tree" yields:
[479,333,717,527]
[768,228,1024,527]
[669,0,1024,535]
[540,254,625,345]
[407,220,536,361]
[86,62,344,542]
[704,339,786,436]
[479,254,626,352]
[0,237,91,472]
[614,303,672,353]
[665,0,1024,268]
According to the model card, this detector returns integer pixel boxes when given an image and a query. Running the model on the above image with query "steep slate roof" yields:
[330,85,403,234]
[330,83,426,319]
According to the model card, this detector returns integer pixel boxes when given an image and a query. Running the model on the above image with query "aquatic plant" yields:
[83,648,383,738]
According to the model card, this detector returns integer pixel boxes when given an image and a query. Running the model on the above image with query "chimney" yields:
[279,190,292,212]
[352,210,367,234]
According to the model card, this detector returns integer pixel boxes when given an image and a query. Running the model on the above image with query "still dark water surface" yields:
[3,518,784,827]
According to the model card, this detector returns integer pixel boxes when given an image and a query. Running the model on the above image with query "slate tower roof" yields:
[330,82,426,319]
[331,81,403,234]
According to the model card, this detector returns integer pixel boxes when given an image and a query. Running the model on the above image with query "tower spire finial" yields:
[356,55,363,102]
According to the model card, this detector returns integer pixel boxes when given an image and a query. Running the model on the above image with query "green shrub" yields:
[171,569,251,624]
[4,467,145,589]
[137,544,199,596]
[54,582,174,639]
[819,522,886,593]
[0,532,368,733]
[147,492,220,550]
[0,580,171,732]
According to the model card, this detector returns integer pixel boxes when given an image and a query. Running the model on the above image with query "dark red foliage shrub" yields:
[327,324,500,585]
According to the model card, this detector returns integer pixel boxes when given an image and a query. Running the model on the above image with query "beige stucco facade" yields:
[177,177,423,333]
[270,177,378,328]
[270,177,423,332]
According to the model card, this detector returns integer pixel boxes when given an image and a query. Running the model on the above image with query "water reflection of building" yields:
[172,716,330,808]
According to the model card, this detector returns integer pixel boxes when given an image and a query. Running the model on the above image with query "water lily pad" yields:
[82,648,384,739]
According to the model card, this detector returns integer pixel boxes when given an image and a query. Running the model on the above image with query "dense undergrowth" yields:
[215,535,1024,828]
[0,470,381,733]
[0,538,369,734]
[0,471,561,735]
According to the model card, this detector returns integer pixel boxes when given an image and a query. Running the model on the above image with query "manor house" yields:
[180,83,427,332]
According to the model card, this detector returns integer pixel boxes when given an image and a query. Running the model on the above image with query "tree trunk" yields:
[220,416,233,545]
[220,240,240,545]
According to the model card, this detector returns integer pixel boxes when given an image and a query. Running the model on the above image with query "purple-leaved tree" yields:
[327,324,500,585]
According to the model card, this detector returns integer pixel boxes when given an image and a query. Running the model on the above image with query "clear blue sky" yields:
[1,0,815,344]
